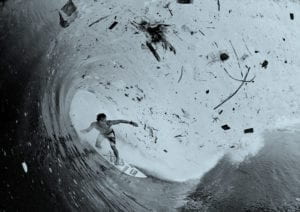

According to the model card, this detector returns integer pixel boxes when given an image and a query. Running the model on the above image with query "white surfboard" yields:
[83,137,147,178]
[100,151,147,178]
[88,140,146,178]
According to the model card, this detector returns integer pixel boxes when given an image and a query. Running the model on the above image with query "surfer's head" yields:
[97,113,106,122]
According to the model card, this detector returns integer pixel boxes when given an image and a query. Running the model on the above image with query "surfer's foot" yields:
[115,158,120,165]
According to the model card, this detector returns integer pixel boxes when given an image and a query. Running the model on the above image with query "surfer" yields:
[81,113,138,165]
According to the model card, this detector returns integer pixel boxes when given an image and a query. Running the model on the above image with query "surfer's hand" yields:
[130,121,138,127]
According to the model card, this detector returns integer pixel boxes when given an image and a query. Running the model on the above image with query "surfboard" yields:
[83,138,147,178]
[100,151,147,178]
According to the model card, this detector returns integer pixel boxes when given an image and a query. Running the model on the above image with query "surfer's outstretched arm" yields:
[80,122,95,133]
[108,120,138,127]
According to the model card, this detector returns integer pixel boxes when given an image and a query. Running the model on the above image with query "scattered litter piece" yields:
[261,60,268,69]
[221,124,230,130]
[290,13,294,20]
[146,41,160,61]
[230,145,235,148]
[218,110,223,115]
[254,50,259,53]
[164,2,173,16]
[244,128,254,133]
[177,0,193,3]
[89,15,109,27]
[220,53,229,61]
[217,0,220,11]
[206,89,210,94]
[61,0,77,16]
[214,67,252,110]
[109,21,118,30]
[59,12,69,28]
[163,149,168,153]
[22,162,28,173]
[132,21,175,61]
[177,66,184,83]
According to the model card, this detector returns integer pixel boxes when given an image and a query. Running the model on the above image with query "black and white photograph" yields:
[1,0,300,211]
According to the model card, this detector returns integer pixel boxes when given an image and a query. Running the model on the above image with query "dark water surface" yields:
[183,130,300,211]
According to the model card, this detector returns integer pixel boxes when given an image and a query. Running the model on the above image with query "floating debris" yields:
[163,149,168,153]
[164,2,173,16]
[177,0,193,3]
[59,12,69,28]
[181,108,190,118]
[221,124,230,130]
[109,21,118,30]
[229,40,241,69]
[136,96,143,102]
[22,162,28,173]
[214,67,252,110]
[61,0,77,16]
[244,128,254,134]
[89,15,109,27]
[217,0,220,11]
[178,66,184,83]
[58,0,78,28]
[146,42,160,61]
[132,20,176,61]
[261,60,268,69]
[220,53,229,61]
[212,117,219,122]
[290,13,294,20]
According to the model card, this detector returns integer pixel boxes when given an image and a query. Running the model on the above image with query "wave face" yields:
[182,129,300,211]
[2,0,300,211]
